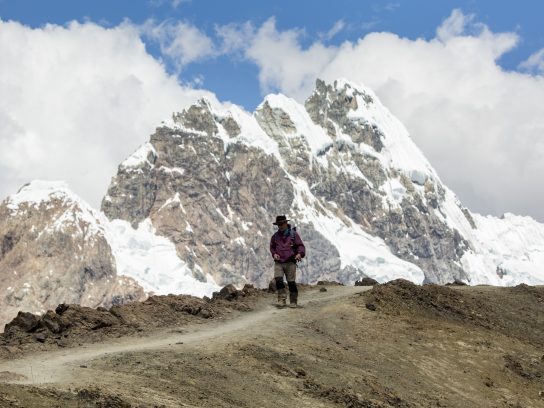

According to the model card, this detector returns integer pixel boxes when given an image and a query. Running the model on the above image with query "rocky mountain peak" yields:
[172,98,219,136]
[7,180,89,215]
[100,78,544,289]
[4,180,119,251]
[0,181,145,328]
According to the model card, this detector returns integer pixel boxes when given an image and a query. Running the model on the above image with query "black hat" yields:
[273,215,290,225]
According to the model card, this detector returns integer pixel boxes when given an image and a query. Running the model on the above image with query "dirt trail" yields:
[0,285,368,387]
[1,282,543,408]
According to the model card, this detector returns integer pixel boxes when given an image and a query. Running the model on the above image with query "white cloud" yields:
[320,20,345,41]
[0,19,219,208]
[240,18,337,96]
[383,3,400,12]
[215,21,255,55]
[141,19,215,70]
[519,48,544,73]
[148,0,191,8]
[171,0,190,8]
[2,11,543,222]
[219,10,544,221]
[436,9,474,41]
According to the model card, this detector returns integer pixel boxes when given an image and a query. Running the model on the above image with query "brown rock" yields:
[4,311,39,333]
[199,309,212,319]
[40,311,62,333]
[365,303,377,311]
[218,284,239,301]
[295,368,307,377]
[355,277,378,286]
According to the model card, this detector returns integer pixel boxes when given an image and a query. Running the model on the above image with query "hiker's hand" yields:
[273,254,280,260]
[295,254,302,261]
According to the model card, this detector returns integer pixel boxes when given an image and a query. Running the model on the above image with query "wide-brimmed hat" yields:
[273,215,290,225]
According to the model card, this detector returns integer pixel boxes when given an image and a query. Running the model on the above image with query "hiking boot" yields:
[289,302,298,308]
[278,298,287,307]
[289,291,298,305]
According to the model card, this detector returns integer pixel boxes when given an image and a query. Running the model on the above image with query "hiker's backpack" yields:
[290,227,298,248]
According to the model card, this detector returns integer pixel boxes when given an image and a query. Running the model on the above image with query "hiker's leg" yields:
[286,262,298,304]
[287,281,298,304]
[274,263,286,301]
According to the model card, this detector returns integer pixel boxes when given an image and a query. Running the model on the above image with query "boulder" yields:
[217,284,239,301]
[355,277,379,286]
[40,311,62,334]
[365,303,377,311]
[4,311,39,333]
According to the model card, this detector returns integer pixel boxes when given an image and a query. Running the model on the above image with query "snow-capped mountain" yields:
[0,181,145,327]
[102,78,544,287]
[2,78,544,326]
[0,180,221,327]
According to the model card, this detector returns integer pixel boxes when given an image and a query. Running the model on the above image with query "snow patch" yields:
[460,213,544,285]
[120,142,157,169]
[106,219,220,297]
[159,166,185,176]
[5,180,74,211]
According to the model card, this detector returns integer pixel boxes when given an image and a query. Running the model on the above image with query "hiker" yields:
[270,215,306,307]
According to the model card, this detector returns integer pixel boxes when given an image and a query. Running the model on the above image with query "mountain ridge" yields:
[1,78,544,327]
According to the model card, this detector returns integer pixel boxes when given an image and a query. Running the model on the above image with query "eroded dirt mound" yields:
[0,384,135,408]
[1,284,262,353]
[363,279,544,346]
[363,279,491,322]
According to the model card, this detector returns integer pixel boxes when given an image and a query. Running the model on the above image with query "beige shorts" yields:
[274,262,297,282]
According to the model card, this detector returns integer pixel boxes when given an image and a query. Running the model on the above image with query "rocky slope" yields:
[0,181,145,329]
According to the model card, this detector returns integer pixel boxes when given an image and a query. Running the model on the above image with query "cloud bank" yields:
[1,10,543,222]
[0,19,218,208]
[219,10,544,221]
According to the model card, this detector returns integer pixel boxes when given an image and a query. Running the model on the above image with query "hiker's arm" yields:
[294,232,305,258]
[270,236,278,259]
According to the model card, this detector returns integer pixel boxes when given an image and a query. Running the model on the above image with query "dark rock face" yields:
[1,232,17,260]
[101,142,158,227]
[306,79,384,152]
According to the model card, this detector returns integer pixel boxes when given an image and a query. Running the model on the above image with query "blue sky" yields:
[2,0,543,109]
[1,0,544,220]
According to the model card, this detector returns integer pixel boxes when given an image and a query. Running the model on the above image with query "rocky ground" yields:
[0,281,543,407]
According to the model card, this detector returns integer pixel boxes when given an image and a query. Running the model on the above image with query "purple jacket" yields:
[270,225,306,263]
